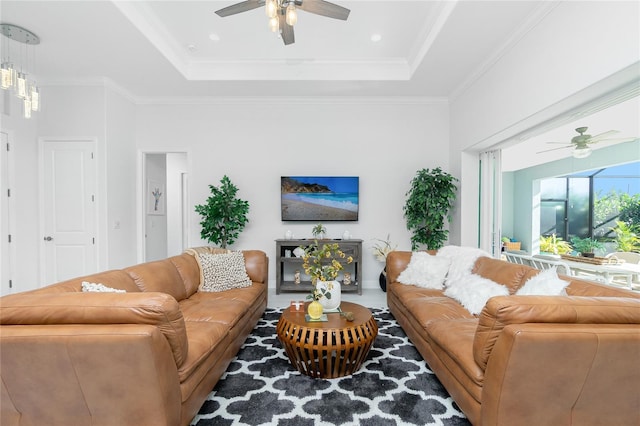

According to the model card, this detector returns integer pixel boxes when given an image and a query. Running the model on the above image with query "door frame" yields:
[38,137,99,285]
[0,130,16,295]
[137,150,190,263]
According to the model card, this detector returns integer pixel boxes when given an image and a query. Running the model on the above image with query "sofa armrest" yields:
[473,295,640,370]
[482,322,640,425]
[242,250,269,284]
[385,251,413,284]
[0,292,189,367]
[1,324,182,425]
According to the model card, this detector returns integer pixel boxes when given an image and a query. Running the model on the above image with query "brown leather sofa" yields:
[0,250,268,426]
[387,250,640,426]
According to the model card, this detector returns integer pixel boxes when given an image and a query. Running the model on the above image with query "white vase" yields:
[316,280,341,310]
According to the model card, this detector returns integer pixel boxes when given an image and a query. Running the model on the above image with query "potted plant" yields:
[312,223,327,239]
[539,234,572,255]
[611,221,640,253]
[301,240,353,311]
[194,175,250,249]
[570,236,605,258]
[371,234,397,292]
[403,167,458,250]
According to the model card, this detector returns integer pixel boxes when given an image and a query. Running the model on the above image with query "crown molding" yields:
[134,96,449,107]
[407,0,458,77]
[449,1,561,102]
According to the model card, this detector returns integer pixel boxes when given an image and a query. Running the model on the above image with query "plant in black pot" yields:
[195,175,249,249]
[371,234,397,292]
[403,167,458,250]
[570,236,604,258]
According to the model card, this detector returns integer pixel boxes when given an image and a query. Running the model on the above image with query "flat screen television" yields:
[281,176,359,221]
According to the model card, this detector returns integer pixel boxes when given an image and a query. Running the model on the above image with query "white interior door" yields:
[0,131,14,295]
[41,139,97,284]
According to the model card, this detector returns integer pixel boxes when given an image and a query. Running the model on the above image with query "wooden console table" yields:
[275,239,362,295]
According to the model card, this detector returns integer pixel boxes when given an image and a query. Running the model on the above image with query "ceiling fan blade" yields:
[537,145,572,154]
[587,130,620,143]
[215,0,264,17]
[278,12,295,45]
[297,0,350,20]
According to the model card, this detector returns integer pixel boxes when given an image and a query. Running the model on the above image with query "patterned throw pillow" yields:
[198,251,252,292]
[81,281,126,293]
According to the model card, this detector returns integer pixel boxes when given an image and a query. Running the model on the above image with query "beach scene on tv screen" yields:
[281,176,359,221]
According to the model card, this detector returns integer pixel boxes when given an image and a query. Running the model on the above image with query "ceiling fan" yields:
[215,0,350,45]
[536,126,637,159]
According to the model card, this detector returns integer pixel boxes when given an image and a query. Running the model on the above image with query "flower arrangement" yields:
[301,240,353,283]
[371,234,397,263]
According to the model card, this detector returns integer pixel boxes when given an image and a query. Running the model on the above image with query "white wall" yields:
[105,88,137,269]
[449,1,640,247]
[136,99,449,287]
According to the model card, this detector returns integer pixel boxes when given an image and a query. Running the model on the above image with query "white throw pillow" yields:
[81,281,126,293]
[444,274,509,315]
[198,251,252,292]
[436,245,491,286]
[516,267,569,296]
[397,251,451,290]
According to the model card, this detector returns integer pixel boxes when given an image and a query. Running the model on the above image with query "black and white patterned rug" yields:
[191,308,470,426]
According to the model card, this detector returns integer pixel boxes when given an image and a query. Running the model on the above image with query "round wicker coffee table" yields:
[276,301,378,379]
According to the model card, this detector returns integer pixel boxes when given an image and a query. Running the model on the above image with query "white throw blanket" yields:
[436,245,491,286]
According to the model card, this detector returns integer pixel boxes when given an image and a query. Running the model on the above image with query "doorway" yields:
[141,152,188,262]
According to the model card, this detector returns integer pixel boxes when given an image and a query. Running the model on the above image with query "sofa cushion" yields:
[197,251,252,293]
[425,318,484,403]
[444,274,509,315]
[473,295,640,371]
[473,257,531,294]
[125,260,188,301]
[0,292,189,368]
[169,253,201,298]
[516,268,569,296]
[397,251,450,289]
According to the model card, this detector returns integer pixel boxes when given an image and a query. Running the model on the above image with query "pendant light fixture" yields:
[0,23,41,118]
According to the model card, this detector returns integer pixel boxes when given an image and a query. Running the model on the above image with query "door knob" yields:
[44,236,53,241]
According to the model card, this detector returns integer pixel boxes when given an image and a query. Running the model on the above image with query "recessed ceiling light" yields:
[187,44,197,52]
[371,34,382,42]
[209,33,220,42]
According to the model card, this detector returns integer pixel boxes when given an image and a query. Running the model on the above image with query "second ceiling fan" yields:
[215,0,350,45]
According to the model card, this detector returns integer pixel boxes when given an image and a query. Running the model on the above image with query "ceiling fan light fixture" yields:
[572,146,592,159]
[286,3,298,26]
[265,0,277,18]
[269,16,279,33]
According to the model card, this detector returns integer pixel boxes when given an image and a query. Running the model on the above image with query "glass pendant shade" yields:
[30,85,40,111]
[1,63,14,89]
[16,72,27,98]
[265,0,277,18]
[23,98,31,118]
[269,16,279,33]
[572,146,592,159]
[286,4,297,26]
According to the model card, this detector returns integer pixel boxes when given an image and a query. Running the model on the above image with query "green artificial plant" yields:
[570,236,605,256]
[611,221,640,253]
[403,167,458,250]
[195,175,249,249]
